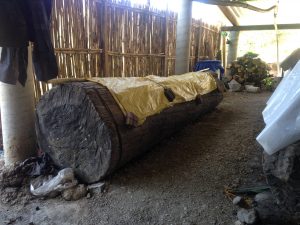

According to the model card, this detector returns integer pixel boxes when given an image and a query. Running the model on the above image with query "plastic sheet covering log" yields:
[36,82,223,183]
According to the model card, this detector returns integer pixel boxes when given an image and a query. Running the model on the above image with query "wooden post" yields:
[197,20,203,63]
[227,31,239,66]
[0,45,37,165]
[175,0,192,74]
[103,1,109,76]
[164,12,169,76]
[222,35,227,70]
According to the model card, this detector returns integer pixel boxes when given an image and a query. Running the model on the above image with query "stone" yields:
[86,192,91,199]
[232,196,248,208]
[72,184,87,200]
[233,196,243,206]
[62,184,87,201]
[263,142,300,212]
[62,188,73,201]
[254,191,294,225]
[237,208,257,224]
[87,182,106,195]
[234,221,244,225]
[228,79,242,92]
[254,191,273,203]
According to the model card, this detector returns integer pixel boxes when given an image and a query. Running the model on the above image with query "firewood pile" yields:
[229,52,271,87]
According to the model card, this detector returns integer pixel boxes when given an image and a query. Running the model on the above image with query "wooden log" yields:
[36,82,223,183]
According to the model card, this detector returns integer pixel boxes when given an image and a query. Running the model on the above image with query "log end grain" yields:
[36,83,120,183]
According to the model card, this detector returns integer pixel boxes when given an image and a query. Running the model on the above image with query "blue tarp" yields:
[194,60,224,78]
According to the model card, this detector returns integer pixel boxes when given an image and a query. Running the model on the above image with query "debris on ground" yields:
[19,153,57,177]
[237,208,258,224]
[0,155,89,204]
[62,184,87,201]
[0,153,57,189]
[0,92,272,224]
[232,196,249,209]
[87,182,106,195]
[234,220,244,225]
[228,147,300,225]
[30,168,87,200]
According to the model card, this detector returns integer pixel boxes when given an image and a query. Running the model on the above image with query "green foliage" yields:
[243,51,258,59]
[262,77,276,91]
[230,52,270,86]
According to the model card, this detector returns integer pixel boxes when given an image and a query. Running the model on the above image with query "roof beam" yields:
[218,6,239,26]
[231,7,241,17]
[221,24,300,31]
[192,0,276,13]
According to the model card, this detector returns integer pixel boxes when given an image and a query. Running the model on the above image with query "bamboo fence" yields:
[33,0,220,99]
[189,19,221,71]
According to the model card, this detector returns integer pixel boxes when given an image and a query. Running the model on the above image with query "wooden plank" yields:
[221,23,300,31]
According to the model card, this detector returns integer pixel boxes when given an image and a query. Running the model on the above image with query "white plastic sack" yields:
[257,61,300,154]
[30,168,78,196]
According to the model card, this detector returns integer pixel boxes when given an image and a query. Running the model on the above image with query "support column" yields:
[0,45,37,165]
[227,31,240,65]
[175,0,192,74]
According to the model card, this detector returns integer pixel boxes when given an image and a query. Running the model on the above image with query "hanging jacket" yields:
[0,0,58,86]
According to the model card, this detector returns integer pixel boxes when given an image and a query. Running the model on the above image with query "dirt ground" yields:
[0,91,271,225]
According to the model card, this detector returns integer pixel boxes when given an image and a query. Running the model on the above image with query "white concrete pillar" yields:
[175,0,192,74]
[0,45,37,165]
[227,31,240,66]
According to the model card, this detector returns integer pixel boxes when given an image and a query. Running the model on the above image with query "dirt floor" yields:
[0,91,271,225]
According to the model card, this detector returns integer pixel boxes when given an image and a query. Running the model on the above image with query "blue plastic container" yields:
[194,60,224,78]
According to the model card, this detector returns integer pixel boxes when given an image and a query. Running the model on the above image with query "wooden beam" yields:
[231,7,241,18]
[218,6,239,26]
[193,0,276,13]
[221,24,300,31]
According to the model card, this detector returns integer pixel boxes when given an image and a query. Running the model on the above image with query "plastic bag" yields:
[30,168,77,197]
[256,61,300,154]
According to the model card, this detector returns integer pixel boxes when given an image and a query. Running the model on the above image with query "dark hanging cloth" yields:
[0,47,28,86]
[0,0,58,86]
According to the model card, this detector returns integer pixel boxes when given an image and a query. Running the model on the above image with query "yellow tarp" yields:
[89,71,217,125]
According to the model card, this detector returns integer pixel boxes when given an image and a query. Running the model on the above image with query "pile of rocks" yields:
[233,141,300,225]
[232,191,291,225]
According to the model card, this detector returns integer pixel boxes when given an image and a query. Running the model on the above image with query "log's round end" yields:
[36,83,118,183]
